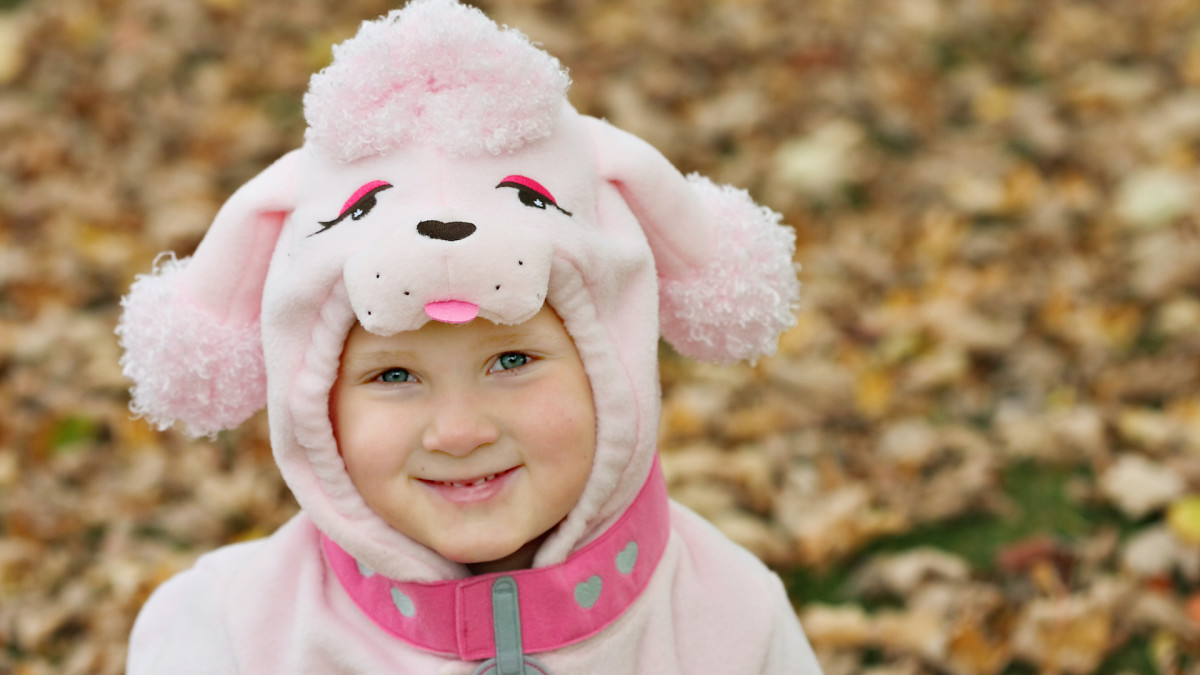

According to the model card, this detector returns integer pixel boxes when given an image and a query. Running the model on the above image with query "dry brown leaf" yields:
[1010,578,1133,674]
[852,548,971,597]
[1100,454,1186,520]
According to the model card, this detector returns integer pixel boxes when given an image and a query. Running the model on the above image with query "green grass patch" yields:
[1096,635,1155,675]
[50,415,104,454]
[788,460,1125,605]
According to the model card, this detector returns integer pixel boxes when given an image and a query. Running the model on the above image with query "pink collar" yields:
[322,459,669,660]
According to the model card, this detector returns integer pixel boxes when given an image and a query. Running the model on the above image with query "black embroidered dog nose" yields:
[418,220,476,241]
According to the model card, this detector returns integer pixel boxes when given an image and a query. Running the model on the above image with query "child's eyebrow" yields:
[342,348,419,367]
[475,328,545,350]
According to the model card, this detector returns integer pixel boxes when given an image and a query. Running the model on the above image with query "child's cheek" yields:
[329,394,343,456]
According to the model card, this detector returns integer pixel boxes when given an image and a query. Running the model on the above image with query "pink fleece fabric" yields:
[120,1,817,672]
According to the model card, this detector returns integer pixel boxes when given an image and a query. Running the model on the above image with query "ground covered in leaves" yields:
[5,0,1200,672]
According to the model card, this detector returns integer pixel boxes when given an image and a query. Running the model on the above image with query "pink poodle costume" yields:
[118,1,822,673]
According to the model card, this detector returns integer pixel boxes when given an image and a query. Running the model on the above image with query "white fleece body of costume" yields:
[129,507,818,674]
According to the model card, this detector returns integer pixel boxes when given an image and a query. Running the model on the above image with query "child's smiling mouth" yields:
[417,466,521,503]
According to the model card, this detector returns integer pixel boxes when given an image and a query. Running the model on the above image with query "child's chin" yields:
[448,537,543,574]
[441,539,520,565]
[449,552,506,566]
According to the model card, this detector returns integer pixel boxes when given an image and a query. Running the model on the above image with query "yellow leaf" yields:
[855,369,895,419]
[1167,495,1200,546]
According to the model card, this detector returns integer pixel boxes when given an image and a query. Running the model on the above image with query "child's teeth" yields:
[442,472,502,488]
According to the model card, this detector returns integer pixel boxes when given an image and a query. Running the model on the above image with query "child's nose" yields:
[421,393,500,456]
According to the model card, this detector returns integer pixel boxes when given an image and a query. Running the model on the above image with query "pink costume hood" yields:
[116,0,799,587]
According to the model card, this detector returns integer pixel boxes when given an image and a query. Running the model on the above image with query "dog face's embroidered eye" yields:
[309,180,393,237]
[497,175,572,217]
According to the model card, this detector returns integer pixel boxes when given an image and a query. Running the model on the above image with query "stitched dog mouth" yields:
[343,222,553,335]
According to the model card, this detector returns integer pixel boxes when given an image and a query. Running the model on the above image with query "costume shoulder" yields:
[126,540,258,673]
[126,515,320,675]
[668,501,825,674]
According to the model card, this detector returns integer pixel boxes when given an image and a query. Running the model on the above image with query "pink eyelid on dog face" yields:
[340,180,392,216]
[500,175,557,204]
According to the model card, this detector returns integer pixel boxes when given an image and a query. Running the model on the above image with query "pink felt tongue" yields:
[424,300,480,324]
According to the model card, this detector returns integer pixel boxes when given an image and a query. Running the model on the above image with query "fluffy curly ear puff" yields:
[660,174,800,364]
[115,151,300,437]
[586,118,800,365]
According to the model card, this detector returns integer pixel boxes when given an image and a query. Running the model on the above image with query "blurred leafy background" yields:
[5,0,1200,672]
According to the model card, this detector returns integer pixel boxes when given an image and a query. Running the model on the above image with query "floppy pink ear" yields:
[116,150,301,437]
[585,118,799,364]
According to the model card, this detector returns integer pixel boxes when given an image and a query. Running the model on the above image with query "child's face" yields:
[331,304,596,570]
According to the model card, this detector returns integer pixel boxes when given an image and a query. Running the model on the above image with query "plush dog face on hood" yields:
[117,0,800,582]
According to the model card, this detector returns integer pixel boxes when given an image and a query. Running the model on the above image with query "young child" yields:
[118,1,824,672]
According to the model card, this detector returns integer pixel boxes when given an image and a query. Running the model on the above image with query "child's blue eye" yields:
[495,353,530,371]
[379,368,412,383]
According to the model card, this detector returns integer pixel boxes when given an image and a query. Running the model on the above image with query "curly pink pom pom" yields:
[304,0,570,161]
[658,176,800,365]
[115,256,267,437]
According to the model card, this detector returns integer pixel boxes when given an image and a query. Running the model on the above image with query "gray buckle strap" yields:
[470,577,552,675]
[492,577,524,675]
